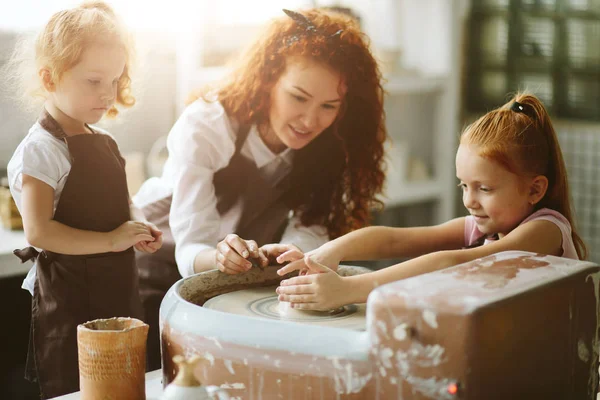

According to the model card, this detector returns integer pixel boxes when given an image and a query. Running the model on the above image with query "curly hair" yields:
[190,9,386,239]
[3,1,135,118]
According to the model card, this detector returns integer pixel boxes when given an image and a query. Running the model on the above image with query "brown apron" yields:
[14,110,143,399]
[136,125,291,370]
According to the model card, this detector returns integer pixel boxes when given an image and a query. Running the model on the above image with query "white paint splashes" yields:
[569,303,573,320]
[393,342,450,397]
[578,339,590,363]
[376,320,389,338]
[258,372,264,400]
[224,359,235,375]
[417,345,446,367]
[380,348,393,369]
[326,356,372,394]
[422,310,438,329]
[379,366,387,378]
[206,336,224,349]
[393,323,409,341]
[203,351,215,366]
[404,375,456,399]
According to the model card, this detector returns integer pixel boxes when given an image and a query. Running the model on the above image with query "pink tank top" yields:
[464,208,579,260]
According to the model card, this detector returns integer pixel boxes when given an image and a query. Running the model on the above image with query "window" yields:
[465,0,600,120]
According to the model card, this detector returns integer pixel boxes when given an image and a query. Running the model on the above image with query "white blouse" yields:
[133,99,328,278]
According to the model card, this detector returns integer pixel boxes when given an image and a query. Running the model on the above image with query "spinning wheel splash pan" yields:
[160,265,373,361]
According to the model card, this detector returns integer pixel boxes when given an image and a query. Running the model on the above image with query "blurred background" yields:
[1,0,599,397]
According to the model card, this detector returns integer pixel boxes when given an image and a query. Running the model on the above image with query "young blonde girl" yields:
[5,2,162,397]
[275,93,586,311]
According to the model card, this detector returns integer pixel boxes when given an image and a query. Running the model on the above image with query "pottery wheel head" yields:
[203,286,366,330]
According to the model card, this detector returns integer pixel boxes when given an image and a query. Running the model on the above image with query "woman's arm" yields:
[21,174,154,254]
[164,100,262,276]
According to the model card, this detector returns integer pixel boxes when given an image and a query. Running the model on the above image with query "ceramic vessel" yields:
[161,355,229,400]
[77,317,148,400]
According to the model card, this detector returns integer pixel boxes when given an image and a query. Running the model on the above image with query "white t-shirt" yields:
[8,121,71,215]
[7,121,114,294]
[134,99,329,278]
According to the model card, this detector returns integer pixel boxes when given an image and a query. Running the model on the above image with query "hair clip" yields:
[283,9,317,33]
[282,9,344,41]
[511,102,525,112]
[331,29,343,38]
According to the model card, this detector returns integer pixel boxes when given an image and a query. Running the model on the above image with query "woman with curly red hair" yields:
[134,8,386,369]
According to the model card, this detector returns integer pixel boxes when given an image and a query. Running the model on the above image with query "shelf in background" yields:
[382,180,442,208]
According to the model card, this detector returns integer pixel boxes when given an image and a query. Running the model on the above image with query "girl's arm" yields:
[21,174,154,254]
[277,217,466,276]
[343,218,563,304]
[278,218,562,309]
[325,217,466,261]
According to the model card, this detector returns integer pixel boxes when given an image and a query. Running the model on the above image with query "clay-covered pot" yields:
[77,317,149,400]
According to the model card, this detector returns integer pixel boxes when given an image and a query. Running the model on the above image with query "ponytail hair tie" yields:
[510,101,535,119]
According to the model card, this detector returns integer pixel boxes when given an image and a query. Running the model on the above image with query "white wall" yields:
[0,31,178,177]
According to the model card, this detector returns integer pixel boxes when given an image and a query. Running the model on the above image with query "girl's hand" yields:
[276,256,351,311]
[215,234,264,275]
[110,221,154,252]
[134,223,163,253]
[276,245,341,277]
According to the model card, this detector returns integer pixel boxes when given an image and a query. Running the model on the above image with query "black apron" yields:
[14,110,143,399]
[136,125,291,370]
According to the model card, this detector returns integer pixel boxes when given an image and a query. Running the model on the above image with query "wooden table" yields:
[51,370,163,399]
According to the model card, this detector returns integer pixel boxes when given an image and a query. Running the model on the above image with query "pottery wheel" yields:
[203,286,366,331]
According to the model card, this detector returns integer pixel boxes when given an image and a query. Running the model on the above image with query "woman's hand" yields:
[134,223,163,253]
[215,234,267,274]
[257,243,302,268]
[276,256,351,310]
[109,221,155,252]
